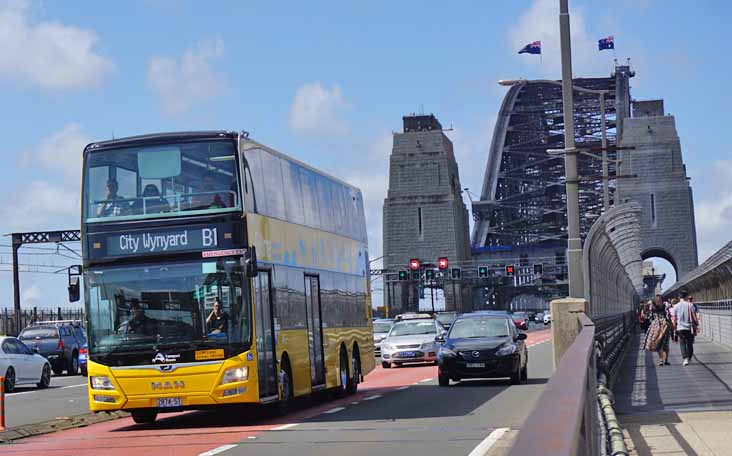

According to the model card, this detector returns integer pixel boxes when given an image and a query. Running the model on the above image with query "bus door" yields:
[254,269,278,399]
[304,275,326,387]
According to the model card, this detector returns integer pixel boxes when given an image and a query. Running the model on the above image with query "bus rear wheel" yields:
[337,348,350,397]
[131,409,158,424]
[276,362,293,416]
[347,349,360,395]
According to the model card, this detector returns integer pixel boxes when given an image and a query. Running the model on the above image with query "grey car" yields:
[373,319,394,356]
[381,318,444,368]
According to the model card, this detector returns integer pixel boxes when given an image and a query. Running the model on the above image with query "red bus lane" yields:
[7,329,552,456]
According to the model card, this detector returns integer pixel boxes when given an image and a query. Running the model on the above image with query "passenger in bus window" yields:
[191,174,226,210]
[207,298,229,335]
[97,179,128,217]
[131,184,170,215]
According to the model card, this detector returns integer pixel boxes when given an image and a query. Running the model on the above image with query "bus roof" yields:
[84,130,363,194]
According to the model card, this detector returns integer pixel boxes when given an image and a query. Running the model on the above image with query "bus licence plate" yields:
[157,397,182,408]
[466,363,485,368]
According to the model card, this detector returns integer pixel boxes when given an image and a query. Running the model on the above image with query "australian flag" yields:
[598,36,614,51]
[518,41,541,55]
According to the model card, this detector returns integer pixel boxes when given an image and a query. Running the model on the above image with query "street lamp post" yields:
[559,0,584,299]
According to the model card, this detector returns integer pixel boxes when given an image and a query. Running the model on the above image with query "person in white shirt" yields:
[672,290,698,366]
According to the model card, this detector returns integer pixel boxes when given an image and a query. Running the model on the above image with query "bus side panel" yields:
[276,328,311,397]
[322,326,374,388]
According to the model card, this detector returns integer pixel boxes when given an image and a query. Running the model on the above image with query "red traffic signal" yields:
[505,265,515,276]
[437,257,449,270]
[409,258,421,271]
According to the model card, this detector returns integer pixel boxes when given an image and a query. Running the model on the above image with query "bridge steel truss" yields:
[472,73,631,253]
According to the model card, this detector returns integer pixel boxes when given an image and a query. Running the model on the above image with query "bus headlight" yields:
[222,367,249,384]
[90,376,115,390]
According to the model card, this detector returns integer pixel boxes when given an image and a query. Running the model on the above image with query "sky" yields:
[1,0,731,310]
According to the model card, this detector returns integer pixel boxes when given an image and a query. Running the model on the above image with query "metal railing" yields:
[0,307,84,336]
[509,312,632,456]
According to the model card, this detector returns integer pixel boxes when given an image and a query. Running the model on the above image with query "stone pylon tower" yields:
[382,114,471,314]
[617,100,699,278]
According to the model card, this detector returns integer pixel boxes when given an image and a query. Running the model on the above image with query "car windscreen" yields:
[373,322,392,333]
[19,326,59,339]
[436,313,457,325]
[449,318,511,339]
[389,321,436,336]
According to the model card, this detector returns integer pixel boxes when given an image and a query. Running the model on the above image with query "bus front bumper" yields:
[87,355,260,412]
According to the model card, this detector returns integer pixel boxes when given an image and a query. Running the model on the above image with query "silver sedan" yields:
[380,319,444,368]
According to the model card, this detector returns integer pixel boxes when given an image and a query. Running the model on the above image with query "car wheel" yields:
[4,367,16,393]
[511,363,522,385]
[275,361,293,416]
[521,363,528,381]
[37,363,52,388]
[80,365,88,377]
[131,409,158,424]
[438,373,450,387]
[67,353,79,376]
[381,361,391,369]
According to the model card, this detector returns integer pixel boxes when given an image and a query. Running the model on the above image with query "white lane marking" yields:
[323,406,346,414]
[396,386,409,391]
[468,427,510,456]
[363,394,381,401]
[198,444,237,456]
[7,383,87,396]
[420,378,433,382]
[272,423,299,431]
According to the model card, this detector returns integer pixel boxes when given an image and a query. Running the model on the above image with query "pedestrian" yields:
[644,294,672,366]
[673,290,699,366]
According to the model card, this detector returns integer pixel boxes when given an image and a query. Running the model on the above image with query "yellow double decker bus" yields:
[78,131,373,423]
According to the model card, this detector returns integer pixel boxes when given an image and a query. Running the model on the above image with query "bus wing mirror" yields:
[245,246,258,277]
[68,266,81,303]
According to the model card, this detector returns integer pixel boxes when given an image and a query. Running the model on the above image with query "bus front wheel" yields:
[276,361,293,416]
[131,409,158,424]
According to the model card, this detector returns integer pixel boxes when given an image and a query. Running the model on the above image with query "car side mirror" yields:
[516,333,528,340]
[435,335,445,343]
[244,246,258,277]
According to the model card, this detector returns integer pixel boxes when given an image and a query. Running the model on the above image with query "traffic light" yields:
[533,263,543,275]
[409,258,421,271]
[411,271,421,281]
[451,268,462,280]
[398,270,408,280]
[505,264,515,276]
[478,266,488,278]
[437,257,449,270]
[425,269,435,280]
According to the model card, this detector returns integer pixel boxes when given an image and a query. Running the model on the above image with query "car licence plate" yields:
[402,351,416,358]
[466,363,485,368]
[156,397,182,408]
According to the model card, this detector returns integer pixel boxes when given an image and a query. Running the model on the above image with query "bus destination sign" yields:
[103,225,235,257]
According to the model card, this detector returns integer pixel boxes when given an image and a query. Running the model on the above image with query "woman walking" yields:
[644,294,672,366]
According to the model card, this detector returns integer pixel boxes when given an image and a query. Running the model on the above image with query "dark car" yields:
[437,313,528,386]
[18,321,85,376]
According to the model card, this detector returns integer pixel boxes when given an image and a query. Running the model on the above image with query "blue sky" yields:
[1,0,730,309]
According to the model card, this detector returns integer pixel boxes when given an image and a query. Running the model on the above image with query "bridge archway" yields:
[641,248,678,295]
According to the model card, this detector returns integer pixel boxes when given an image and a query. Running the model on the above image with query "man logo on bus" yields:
[152,352,167,364]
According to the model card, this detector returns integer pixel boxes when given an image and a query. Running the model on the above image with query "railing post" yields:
[550,297,589,367]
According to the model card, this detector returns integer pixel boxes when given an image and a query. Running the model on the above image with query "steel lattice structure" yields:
[472,67,633,254]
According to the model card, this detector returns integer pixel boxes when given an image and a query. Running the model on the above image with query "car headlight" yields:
[497,343,518,356]
[90,376,115,390]
[222,366,249,384]
[439,347,457,357]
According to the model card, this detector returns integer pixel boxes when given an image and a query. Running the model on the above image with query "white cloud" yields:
[29,123,90,181]
[694,160,732,262]
[0,0,113,90]
[289,82,350,135]
[148,38,226,115]
[0,180,79,232]
[508,0,614,78]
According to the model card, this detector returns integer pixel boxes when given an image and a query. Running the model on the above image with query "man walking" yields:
[672,290,698,366]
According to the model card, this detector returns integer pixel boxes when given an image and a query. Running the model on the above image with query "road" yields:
[3,329,553,456]
[5,374,89,428]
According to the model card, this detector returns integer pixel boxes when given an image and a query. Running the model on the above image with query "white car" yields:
[0,336,52,392]
[543,313,552,325]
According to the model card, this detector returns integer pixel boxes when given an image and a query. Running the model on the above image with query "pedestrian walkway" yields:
[613,333,732,455]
